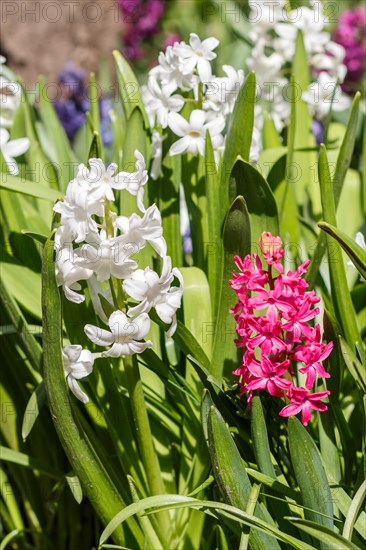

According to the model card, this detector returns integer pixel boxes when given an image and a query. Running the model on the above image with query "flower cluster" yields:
[247,0,351,148]
[117,0,165,61]
[142,33,251,170]
[53,64,113,146]
[0,56,30,175]
[230,232,332,426]
[54,151,183,403]
[333,5,366,94]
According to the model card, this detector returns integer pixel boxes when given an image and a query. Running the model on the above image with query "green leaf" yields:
[1,261,42,320]
[306,93,361,287]
[205,131,223,317]
[158,151,182,267]
[100,495,313,550]
[223,71,256,173]
[210,196,250,378]
[251,396,276,477]
[21,382,46,441]
[0,446,62,479]
[0,175,61,202]
[88,72,101,140]
[318,144,361,349]
[180,267,212,360]
[338,336,366,394]
[291,30,319,213]
[288,417,334,542]
[287,518,359,550]
[88,131,103,160]
[65,474,83,504]
[208,405,280,549]
[229,159,279,244]
[42,236,143,547]
[318,222,366,280]
[37,76,78,189]
[113,50,149,126]
[342,479,366,541]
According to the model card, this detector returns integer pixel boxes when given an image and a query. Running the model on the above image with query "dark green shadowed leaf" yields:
[288,417,334,547]
[229,159,279,245]
[207,405,280,549]
[210,196,250,379]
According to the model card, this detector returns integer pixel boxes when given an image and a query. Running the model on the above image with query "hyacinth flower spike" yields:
[230,232,332,426]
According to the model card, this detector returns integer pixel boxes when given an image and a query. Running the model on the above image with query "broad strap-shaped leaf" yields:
[229,159,279,245]
[180,267,212,360]
[288,417,334,544]
[306,93,361,287]
[37,76,78,190]
[222,71,256,178]
[113,50,149,126]
[210,196,250,379]
[318,144,361,350]
[0,175,61,202]
[42,236,143,547]
[318,222,366,280]
[205,131,223,316]
[207,405,280,549]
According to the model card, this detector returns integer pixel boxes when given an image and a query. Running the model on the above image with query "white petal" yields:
[67,376,89,403]
[170,136,191,156]
[190,109,206,130]
[3,137,30,157]
[84,324,114,346]
[168,112,190,137]
[202,36,219,52]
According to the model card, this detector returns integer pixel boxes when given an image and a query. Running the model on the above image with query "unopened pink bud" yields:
[259,232,283,256]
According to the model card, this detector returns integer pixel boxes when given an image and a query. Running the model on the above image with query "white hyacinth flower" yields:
[0,128,30,175]
[174,33,219,82]
[123,256,184,337]
[75,236,138,282]
[56,246,93,303]
[150,45,198,94]
[114,203,167,258]
[144,77,184,128]
[77,159,124,202]
[53,178,102,244]
[85,310,152,357]
[63,345,95,403]
[116,150,149,212]
[302,72,351,120]
[204,65,244,115]
[168,109,225,156]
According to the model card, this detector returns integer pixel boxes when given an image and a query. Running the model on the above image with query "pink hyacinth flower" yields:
[279,387,330,426]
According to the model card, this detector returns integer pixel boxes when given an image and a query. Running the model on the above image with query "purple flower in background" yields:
[53,64,113,147]
[117,0,165,61]
[333,5,366,93]
[162,33,181,50]
[312,119,324,145]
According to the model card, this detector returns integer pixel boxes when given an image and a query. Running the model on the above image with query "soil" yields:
[1,0,123,86]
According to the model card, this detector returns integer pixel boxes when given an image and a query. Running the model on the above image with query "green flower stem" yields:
[123,353,170,537]
[42,237,143,548]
